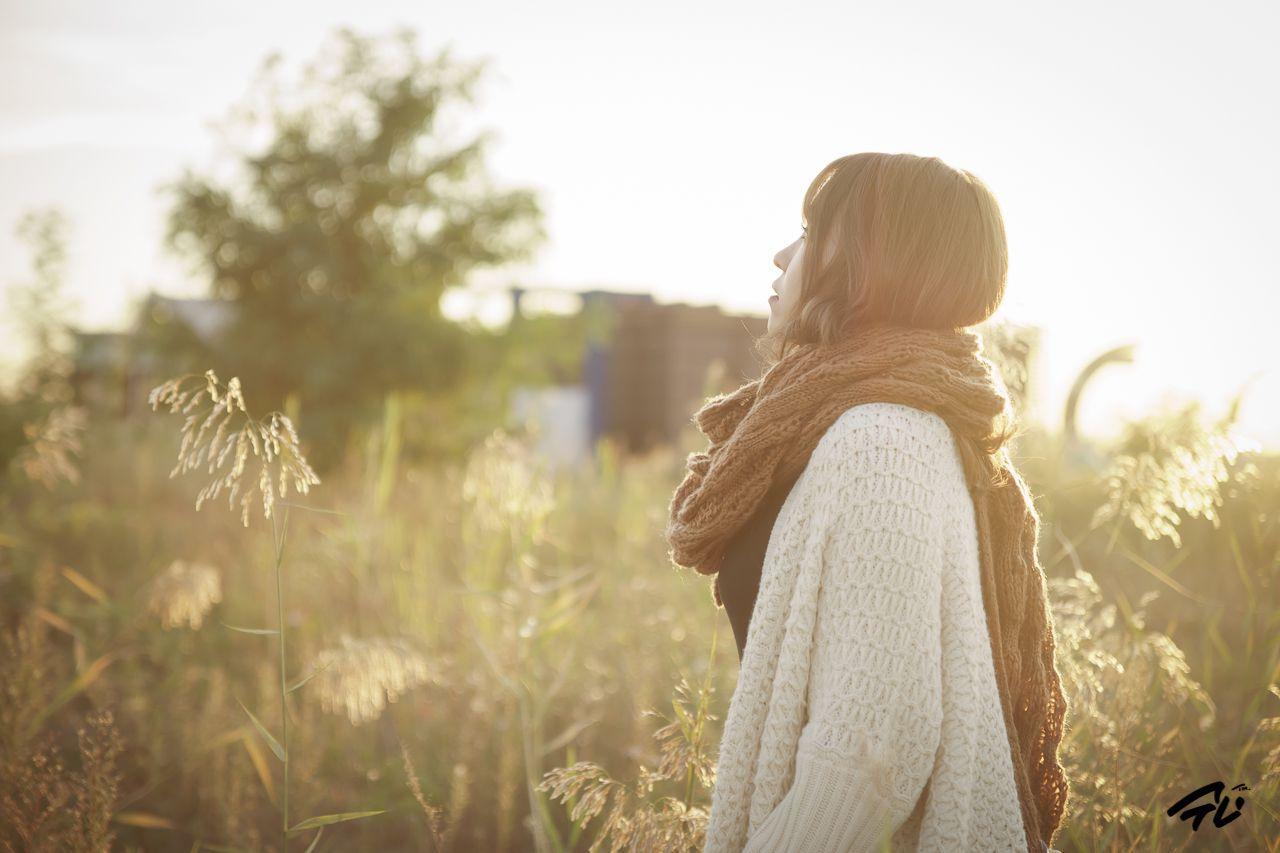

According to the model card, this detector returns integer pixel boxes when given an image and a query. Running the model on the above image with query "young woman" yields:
[666,153,1070,852]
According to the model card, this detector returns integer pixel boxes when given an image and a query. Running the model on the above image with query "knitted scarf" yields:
[666,319,1069,852]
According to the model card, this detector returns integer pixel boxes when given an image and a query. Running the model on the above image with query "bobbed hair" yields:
[758,152,1009,364]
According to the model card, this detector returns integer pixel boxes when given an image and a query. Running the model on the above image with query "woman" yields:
[666,153,1070,852]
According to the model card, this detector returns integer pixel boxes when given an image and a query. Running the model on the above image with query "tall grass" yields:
[1,376,1278,851]
[147,370,384,850]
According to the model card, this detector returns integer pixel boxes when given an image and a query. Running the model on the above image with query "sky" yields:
[2,0,1277,449]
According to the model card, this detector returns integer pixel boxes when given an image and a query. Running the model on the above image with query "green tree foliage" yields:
[1,208,81,476]
[159,27,547,468]
[7,209,75,405]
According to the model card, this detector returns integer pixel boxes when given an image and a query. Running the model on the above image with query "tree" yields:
[6,208,75,406]
[160,27,547,468]
[0,209,83,479]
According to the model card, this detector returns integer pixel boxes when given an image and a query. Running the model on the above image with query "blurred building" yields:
[68,287,770,465]
[507,288,768,468]
[68,330,135,415]
[69,293,233,415]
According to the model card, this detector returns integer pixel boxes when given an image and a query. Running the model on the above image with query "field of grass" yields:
[2,370,1278,852]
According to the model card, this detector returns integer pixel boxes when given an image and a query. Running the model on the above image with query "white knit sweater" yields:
[703,402,1031,853]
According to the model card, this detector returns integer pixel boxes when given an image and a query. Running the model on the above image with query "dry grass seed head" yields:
[309,636,433,725]
[148,370,319,526]
[147,560,223,630]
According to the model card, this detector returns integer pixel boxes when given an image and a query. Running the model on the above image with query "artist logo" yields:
[1165,780,1250,832]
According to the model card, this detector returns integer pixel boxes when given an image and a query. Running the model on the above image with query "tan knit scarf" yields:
[666,319,1069,852]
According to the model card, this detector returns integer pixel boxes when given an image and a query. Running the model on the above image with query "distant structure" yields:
[67,287,771,466]
[69,293,233,415]
[68,330,133,414]
[507,288,769,468]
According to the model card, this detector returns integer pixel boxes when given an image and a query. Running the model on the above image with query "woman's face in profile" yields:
[770,222,842,333]
[768,230,805,334]
[773,222,841,334]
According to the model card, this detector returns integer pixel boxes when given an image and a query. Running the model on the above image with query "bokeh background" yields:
[1,2,1277,851]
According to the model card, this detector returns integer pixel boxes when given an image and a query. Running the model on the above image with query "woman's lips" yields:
[769,294,778,305]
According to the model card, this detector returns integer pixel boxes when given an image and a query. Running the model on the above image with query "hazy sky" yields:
[2,0,1277,448]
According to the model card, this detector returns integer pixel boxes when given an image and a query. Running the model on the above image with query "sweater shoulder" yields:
[809,402,960,479]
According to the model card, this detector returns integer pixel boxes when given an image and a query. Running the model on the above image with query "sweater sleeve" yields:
[742,405,948,853]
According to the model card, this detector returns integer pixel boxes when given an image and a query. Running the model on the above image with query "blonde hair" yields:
[758,153,1009,363]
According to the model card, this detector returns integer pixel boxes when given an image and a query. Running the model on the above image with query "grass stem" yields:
[274,505,292,850]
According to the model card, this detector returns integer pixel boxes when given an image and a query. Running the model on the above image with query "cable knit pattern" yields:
[703,402,1028,852]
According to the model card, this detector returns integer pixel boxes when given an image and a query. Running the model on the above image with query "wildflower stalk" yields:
[149,371,390,845]
[273,505,292,850]
[685,620,718,808]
